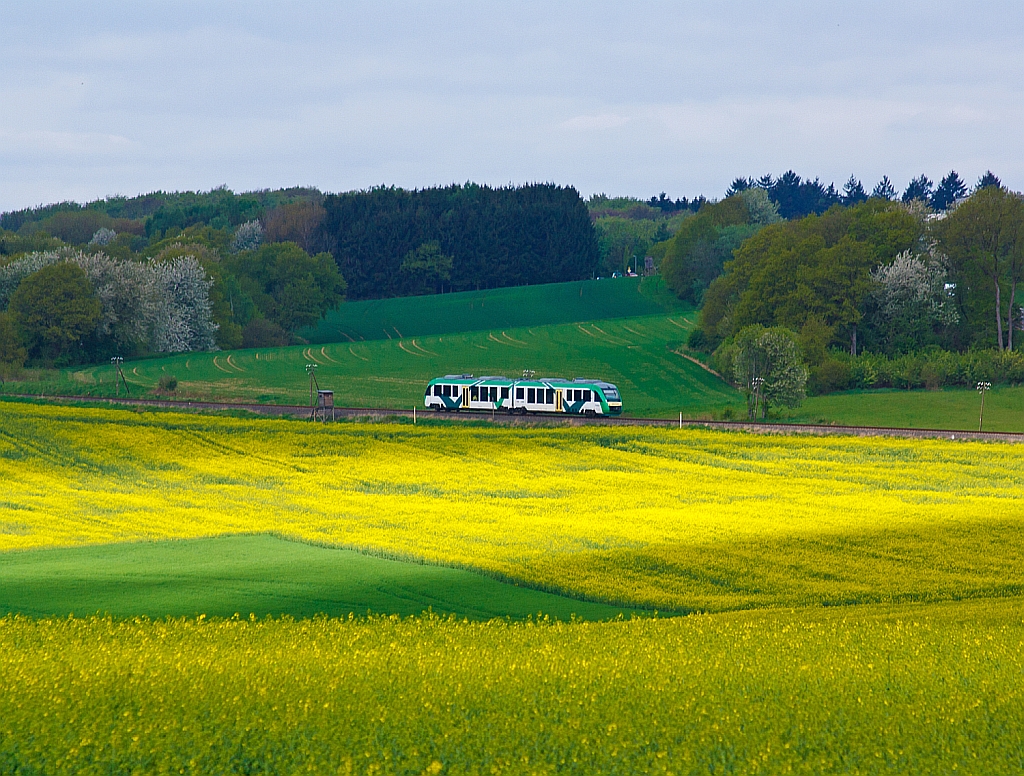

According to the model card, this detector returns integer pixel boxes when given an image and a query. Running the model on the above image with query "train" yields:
[424,374,622,416]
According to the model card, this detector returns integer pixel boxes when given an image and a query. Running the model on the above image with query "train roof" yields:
[427,375,618,390]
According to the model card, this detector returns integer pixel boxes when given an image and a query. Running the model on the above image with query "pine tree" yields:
[931,171,967,211]
[902,175,934,204]
[843,176,868,206]
[871,176,897,200]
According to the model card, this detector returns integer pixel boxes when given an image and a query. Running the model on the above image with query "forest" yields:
[673,176,1024,408]
[319,183,598,299]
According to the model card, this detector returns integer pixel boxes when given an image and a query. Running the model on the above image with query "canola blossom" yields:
[2,402,1024,611]
[2,601,1023,775]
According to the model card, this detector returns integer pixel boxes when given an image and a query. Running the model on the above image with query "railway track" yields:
[4,392,1022,443]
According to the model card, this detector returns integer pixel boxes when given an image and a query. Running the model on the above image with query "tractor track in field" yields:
[3,393,1024,443]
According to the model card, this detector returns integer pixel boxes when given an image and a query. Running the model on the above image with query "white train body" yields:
[424,375,622,416]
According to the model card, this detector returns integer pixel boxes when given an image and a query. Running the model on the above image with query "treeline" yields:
[0,232,345,369]
[681,181,1024,404]
[808,348,1024,395]
[725,170,1002,220]
[319,184,598,299]
[0,186,323,244]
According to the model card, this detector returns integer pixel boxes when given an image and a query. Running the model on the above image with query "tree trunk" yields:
[995,277,1005,351]
[850,324,857,357]
[1008,280,1017,351]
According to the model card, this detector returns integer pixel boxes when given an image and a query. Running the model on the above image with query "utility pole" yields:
[977,381,992,431]
[111,357,129,396]
[752,377,765,421]
[306,363,319,406]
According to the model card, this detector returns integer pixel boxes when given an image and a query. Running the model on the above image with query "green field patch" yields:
[305,276,682,342]
[0,534,637,621]
[8,312,741,417]
[785,384,1024,433]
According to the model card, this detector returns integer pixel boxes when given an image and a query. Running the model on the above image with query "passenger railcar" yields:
[424,374,622,416]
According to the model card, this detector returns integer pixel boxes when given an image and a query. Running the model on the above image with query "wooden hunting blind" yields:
[314,390,335,422]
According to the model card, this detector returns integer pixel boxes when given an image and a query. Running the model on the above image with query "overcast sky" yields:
[3,1,1023,213]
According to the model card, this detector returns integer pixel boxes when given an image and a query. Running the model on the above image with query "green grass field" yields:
[7,312,742,418]
[784,384,1024,432]
[304,275,684,342]
[0,535,634,621]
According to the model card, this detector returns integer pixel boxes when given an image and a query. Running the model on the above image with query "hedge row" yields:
[810,348,1024,394]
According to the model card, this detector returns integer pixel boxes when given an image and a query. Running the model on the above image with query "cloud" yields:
[1,1,1023,210]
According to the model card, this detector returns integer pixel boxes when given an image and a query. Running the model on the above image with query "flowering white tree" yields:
[88,227,117,246]
[871,249,959,327]
[150,257,218,352]
[0,251,63,309]
[0,249,218,353]
[231,220,263,253]
[74,252,159,349]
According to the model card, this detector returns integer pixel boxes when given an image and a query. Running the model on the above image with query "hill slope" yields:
[0,535,634,621]
[304,276,683,343]
[53,314,737,417]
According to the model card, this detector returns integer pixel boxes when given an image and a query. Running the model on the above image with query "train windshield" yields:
[602,386,620,401]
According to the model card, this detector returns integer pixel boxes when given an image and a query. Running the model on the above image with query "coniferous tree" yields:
[725,178,753,197]
[976,171,1002,191]
[842,176,868,206]
[871,176,897,200]
[902,175,934,204]
[931,171,967,211]
[318,184,598,300]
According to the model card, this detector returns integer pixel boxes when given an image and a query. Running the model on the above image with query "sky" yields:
[3,1,1023,213]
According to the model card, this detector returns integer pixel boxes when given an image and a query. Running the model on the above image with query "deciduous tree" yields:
[9,263,101,364]
[939,186,1024,350]
[722,325,807,419]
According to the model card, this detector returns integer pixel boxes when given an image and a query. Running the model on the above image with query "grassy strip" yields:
[785,384,1024,432]
[0,535,635,621]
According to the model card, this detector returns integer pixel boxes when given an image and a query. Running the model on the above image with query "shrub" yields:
[158,375,178,392]
[808,359,852,395]
[686,327,711,352]
[242,318,289,348]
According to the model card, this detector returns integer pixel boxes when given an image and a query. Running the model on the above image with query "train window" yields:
[583,389,591,402]
[501,387,510,400]
[516,387,524,400]
[546,389,554,404]
[433,385,440,396]
[442,385,450,397]
[471,387,479,401]
[527,388,535,403]
[489,387,497,402]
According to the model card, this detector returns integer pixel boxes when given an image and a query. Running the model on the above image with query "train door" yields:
[555,390,563,412]
[462,386,469,408]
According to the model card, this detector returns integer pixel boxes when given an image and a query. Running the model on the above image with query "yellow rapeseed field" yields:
[2,402,1023,611]
[2,600,1023,775]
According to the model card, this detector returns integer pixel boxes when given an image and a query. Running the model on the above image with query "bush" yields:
[158,375,178,392]
[809,347,1024,394]
[808,359,852,395]
[686,327,712,352]
[242,318,289,349]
